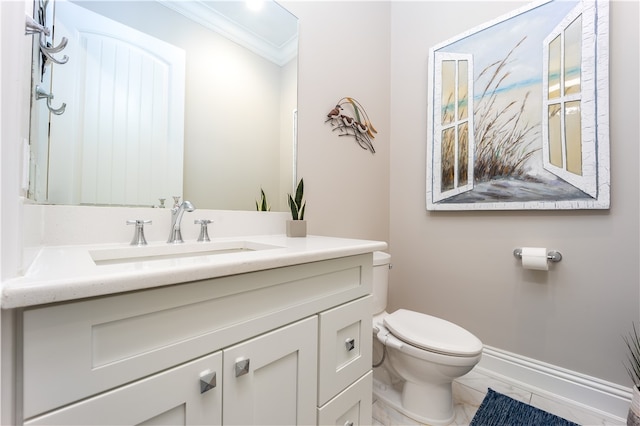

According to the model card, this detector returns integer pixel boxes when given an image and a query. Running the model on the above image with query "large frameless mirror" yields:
[29,0,298,211]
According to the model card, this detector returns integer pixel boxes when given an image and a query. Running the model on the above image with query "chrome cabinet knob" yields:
[199,370,217,394]
[235,358,250,377]
[345,338,356,351]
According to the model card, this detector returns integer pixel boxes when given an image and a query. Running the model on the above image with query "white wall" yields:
[283,1,391,243]
[389,0,639,388]
[1,0,31,281]
[1,2,33,422]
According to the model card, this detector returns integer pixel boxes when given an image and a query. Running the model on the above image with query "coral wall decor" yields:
[326,97,377,153]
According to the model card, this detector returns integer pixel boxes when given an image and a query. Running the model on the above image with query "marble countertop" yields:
[1,235,387,309]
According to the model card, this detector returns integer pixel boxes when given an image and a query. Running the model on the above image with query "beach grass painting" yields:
[426,0,609,211]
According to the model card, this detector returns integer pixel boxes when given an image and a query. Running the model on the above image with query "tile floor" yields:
[372,369,626,426]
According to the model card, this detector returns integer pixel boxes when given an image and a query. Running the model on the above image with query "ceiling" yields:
[159,0,298,66]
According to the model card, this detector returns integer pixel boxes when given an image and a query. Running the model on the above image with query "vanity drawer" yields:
[318,295,372,406]
[20,255,372,418]
[317,371,372,426]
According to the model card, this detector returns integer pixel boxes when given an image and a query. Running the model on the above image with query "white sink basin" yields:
[89,240,282,266]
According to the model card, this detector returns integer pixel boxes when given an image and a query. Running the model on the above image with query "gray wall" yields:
[285,0,638,387]
[389,0,639,387]
[284,1,392,244]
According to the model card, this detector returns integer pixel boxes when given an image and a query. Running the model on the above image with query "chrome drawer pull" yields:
[235,358,250,377]
[345,338,356,351]
[199,370,217,394]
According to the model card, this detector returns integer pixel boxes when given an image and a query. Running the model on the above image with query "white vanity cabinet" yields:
[13,253,374,425]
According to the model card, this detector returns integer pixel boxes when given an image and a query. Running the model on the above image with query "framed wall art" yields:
[426,0,609,210]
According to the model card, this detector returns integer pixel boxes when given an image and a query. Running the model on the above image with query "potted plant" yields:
[286,178,306,237]
[624,323,640,425]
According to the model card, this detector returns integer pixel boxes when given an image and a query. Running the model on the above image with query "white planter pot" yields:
[628,386,640,426]
[286,220,307,237]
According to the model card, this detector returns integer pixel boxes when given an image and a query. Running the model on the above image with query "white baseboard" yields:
[477,345,632,422]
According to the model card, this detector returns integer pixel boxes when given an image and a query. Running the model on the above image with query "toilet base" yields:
[373,377,455,426]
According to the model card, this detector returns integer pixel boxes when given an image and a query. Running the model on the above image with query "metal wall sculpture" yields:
[326,97,377,154]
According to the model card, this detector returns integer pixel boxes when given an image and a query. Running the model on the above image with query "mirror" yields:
[29,0,298,211]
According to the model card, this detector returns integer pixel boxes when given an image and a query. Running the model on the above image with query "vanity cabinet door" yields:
[223,316,318,425]
[318,296,373,406]
[317,371,373,426]
[25,351,222,426]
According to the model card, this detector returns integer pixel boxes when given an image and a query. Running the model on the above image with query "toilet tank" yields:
[372,251,391,314]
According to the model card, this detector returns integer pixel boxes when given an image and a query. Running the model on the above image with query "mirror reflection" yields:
[29,0,298,211]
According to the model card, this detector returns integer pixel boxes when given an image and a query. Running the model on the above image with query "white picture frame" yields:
[426,0,609,211]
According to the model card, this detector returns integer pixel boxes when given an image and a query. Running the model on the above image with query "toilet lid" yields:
[383,309,482,357]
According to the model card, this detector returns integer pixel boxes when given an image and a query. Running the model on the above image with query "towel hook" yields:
[40,37,69,64]
[25,15,50,36]
[36,86,66,115]
[25,12,69,66]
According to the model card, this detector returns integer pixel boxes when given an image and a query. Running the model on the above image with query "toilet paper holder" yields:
[513,248,562,262]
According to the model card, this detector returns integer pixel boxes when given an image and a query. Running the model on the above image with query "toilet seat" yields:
[383,309,482,357]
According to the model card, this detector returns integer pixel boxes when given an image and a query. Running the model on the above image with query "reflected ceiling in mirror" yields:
[29,0,298,211]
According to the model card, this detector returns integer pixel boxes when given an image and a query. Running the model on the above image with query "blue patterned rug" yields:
[470,388,580,426]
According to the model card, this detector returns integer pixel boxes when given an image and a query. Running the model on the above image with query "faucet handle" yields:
[127,219,152,246]
[195,219,212,242]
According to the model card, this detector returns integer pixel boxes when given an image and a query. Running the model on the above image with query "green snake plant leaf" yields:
[288,194,299,220]
[256,188,270,211]
[288,178,305,220]
[294,179,304,206]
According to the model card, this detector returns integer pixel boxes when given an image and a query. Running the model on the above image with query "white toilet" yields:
[372,252,483,425]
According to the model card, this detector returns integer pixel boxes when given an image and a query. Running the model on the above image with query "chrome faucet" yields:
[168,200,195,243]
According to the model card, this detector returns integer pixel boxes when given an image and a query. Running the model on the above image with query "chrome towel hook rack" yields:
[26,0,69,116]
[36,86,66,115]
[25,15,69,65]
[26,0,70,68]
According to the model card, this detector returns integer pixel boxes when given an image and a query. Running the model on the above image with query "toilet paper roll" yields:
[520,247,548,271]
